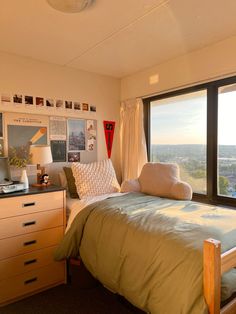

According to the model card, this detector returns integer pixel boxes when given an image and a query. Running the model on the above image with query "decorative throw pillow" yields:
[63,167,79,199]
[58,171,68,190]
[71,159,120,199]
[139,162,192,200]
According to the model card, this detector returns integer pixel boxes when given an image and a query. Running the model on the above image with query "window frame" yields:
[143,75,236,207]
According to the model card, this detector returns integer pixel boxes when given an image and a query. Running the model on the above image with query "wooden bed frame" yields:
[204,239,236,314]
[70,239,236,314]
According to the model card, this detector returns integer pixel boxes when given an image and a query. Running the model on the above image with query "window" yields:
[218,84,236,198]
[150,90,207,194]
[144,76,236,207]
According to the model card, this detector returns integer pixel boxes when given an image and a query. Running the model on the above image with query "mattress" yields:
[66,197,78,215]
[66,192,124,232]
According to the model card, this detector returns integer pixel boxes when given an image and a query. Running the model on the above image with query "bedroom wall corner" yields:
[120,35,236,100]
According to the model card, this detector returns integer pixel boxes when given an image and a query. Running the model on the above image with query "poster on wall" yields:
[36,97,44,107]
[13,94,22,104]
[74,102,81,111]
[90,105,96,112]
[56,100,63,109]
[5,113,49,162]
[50,140,66,162]
[68,151,80,162]
[1,94,11,104]
[49,116,67,140]
[65,101,72,110]
[68,119,85,151]
[103,120,115,159]
[25,96,34,106]
[46,99,54,108]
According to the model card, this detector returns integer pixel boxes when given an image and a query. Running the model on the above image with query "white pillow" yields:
[71,159,120,199]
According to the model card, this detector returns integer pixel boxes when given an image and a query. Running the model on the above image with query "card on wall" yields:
[86,120,96,151]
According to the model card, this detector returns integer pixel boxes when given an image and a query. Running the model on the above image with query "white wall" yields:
[0,52,121,181]
[3,36,236,183]
[121,36,236,100]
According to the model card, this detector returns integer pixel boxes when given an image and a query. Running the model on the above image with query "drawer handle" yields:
[22,202,36,207]
[23,221,36,227]
[24,258,37,266]
[24,277,37,285]
[24,240,37,246]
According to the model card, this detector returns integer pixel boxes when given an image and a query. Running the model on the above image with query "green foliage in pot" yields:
[8,147,31,168]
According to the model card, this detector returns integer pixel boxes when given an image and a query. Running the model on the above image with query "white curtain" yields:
[120,98,148,181]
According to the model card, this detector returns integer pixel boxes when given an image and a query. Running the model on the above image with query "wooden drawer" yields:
[0,246,59,281]
[0,262,65,304]
[0,208,63,239]
[0,227,64,260]
[0,191,64,219]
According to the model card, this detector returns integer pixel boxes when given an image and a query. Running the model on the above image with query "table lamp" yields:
[30,145,53,186]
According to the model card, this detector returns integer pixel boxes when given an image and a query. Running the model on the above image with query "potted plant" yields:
[8,147,32,188]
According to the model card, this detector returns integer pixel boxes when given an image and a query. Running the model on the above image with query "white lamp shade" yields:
[30,145,53,165]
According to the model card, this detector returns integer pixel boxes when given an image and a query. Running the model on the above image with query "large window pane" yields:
[218,84,236,197]
[150,90,207,194]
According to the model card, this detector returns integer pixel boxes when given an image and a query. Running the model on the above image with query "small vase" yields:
[20,169,29,189]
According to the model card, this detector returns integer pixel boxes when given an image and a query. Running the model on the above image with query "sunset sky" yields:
[151,89,236,146]
[218,91,236,145]
[151,90,207,145]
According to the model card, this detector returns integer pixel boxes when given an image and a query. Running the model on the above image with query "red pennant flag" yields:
[103,121,115,158]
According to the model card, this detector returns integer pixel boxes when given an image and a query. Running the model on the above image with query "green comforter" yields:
[55,193,236,314]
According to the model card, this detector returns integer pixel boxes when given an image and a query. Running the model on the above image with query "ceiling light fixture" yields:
[46,0,94,13]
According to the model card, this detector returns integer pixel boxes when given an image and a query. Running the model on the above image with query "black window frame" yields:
[143,75,236,207]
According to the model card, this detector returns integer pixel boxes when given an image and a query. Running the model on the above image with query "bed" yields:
[55,192,236,314]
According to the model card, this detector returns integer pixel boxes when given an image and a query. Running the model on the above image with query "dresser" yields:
[0,185,66,306]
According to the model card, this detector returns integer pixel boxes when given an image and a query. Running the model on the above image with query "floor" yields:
[1,263,145,314]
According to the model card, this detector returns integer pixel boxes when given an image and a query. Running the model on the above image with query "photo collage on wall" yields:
[50,117,97,162]
[1,113,97,164]
[0,92,96,114]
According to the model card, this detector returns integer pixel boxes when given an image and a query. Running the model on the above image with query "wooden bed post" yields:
[203,238,221,314]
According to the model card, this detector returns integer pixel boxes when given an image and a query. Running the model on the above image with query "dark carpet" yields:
[1,263,145,314]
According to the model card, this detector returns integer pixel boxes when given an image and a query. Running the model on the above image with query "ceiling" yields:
[0,0,236,78]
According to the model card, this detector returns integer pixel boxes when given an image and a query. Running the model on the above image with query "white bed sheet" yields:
[66,197,79,215]
[66,192,125,233]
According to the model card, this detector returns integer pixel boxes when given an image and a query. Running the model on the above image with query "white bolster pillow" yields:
[170,181,192,200]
